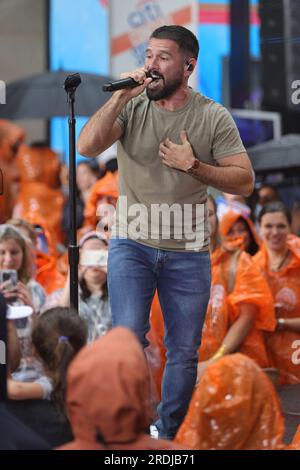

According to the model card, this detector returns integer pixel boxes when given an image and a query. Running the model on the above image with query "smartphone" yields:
[79,250,108,267]
[0,269,18,290]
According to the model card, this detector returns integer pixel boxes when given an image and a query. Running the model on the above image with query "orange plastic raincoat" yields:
[147,292,166,401]
[219,210,261,249]
[0,120,25,222]
[15,145,65,246]
[20,213,66,293]
[176,353,285,450]
[83,171,119,230]
[287,425,300,450]
[58,327,188,451]
[199,243,276,367]
[254,235,300,384]
[35,251,65,294]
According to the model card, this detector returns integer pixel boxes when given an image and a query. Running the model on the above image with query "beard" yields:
[146,73,184,101]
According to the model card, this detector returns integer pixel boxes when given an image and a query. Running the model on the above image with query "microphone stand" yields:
[64,74,81,311]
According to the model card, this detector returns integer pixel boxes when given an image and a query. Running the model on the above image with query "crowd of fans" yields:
[0,118,300,450]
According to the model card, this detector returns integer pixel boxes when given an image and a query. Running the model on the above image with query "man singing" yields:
[78,25,254,439]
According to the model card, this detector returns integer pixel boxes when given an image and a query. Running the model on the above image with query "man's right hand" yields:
[115,68,153,100]
[77,68,150,158]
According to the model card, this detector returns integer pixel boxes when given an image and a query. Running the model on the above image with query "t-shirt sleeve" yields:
[211,106,246,160]
[116,100,131,130]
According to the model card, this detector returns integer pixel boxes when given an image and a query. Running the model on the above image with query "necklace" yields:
[269,250,290,272]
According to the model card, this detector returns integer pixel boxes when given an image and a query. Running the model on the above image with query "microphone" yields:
[102,71,160,92]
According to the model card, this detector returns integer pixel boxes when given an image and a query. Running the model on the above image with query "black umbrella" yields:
[0,70,113,119]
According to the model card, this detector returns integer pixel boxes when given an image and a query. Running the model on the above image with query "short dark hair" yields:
[258,201,292,226]
[150,25,199,60]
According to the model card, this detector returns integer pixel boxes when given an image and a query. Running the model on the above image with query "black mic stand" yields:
[64,73,81,311]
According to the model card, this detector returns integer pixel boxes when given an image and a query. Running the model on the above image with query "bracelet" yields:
[277,318,285,330]
[212,344,227,361]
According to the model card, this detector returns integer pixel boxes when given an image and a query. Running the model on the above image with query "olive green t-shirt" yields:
[114,90,246,252]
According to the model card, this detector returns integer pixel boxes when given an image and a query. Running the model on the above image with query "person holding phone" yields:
[57,232,111,342]
[0,224,46,383]
[0,225,45,313]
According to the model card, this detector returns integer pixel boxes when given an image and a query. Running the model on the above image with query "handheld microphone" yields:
[102,71,160,92]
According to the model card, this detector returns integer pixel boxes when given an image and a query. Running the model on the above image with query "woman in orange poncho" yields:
[15,144,65,247]
[83,171,119,233]
[176,353,285,450]
[58,327,188,451]
[0,120,25,223]
[218,207,261,256]
[254,201,300,384]
[198,200,276,376]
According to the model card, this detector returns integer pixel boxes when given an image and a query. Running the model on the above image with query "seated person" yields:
[7,307,87,409]
[254,202,300,384]
[58,327,188,451]
[176,353,285,450]
[198,197,276,378]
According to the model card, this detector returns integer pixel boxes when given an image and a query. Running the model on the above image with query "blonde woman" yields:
[0,224,46,382]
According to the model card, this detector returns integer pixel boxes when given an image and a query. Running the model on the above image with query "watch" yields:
[186,158,200,176]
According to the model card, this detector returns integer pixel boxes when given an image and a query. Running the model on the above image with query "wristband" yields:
[212,344,227,361]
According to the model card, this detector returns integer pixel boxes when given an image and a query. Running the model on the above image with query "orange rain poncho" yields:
[83,171,119,230]
[147,292,166,401]
[58,327,188,451]
[254,235,300,384]
[0,120,25,222]
[176,353,285,450]
[288,425,300,450]
[35,251,65,294]
[19,213,66,293]
[15,145,65,246]
[219,210,261,254]
[199,244,276,367]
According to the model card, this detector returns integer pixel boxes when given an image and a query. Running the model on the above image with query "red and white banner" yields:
[109,0,199,89]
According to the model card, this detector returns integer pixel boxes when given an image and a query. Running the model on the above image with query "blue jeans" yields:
[107,238,211,439]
